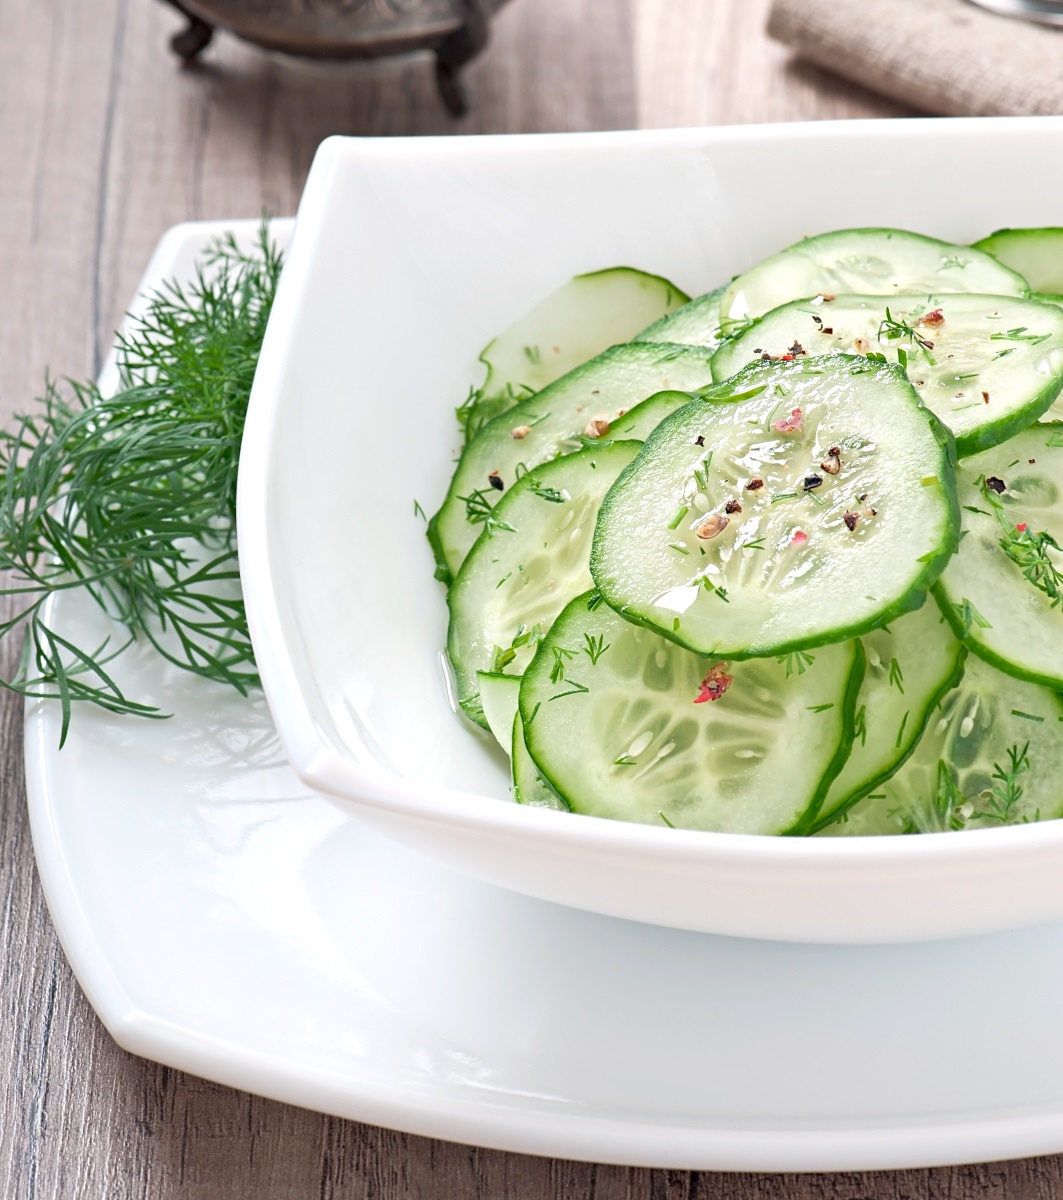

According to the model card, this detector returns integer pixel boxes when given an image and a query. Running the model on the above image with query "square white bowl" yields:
[239,118,1063,943]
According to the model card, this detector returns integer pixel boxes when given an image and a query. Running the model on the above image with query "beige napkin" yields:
[768,0,1063,116]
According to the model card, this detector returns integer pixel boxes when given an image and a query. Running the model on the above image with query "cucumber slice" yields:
[811,604,965,831]
[819,653,1063,836]
[477,671,521,751]
[460,268,690,441]
[429,344,716,582]
[512,714,567,809]
[973,228,1063,295]
[591,356,959,659]
[634,286,725,349]
[519,591,861,834]
[448,442,641,724]
[935,423,1063,690]
[722,228,1027,323]
[711,293,1063,457]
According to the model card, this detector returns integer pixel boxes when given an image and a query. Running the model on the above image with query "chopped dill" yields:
[582,633,610,665]
[878,308,936,366]
[952,597,992,638]
[777,649,815,678]
[895,710,909,749]
[990,327,1050,346]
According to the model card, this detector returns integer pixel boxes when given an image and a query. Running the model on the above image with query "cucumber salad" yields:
[427,227,1063,836]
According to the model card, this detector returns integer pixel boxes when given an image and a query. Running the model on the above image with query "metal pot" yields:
[161,0,511,115]
[966,0,1063,26]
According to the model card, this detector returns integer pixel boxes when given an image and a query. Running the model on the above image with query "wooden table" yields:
[0,0,1058,1194]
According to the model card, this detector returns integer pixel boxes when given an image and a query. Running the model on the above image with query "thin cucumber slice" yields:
[722,228,1027,323]
[590,389,693,444]
[973,228,1063,295]
[477,671,521,751]
[461,268,690,441]
[711,293,1063,457]
[819,653,1063,836]
[512,714,567,809]
[935,423,1063,690]
[591,356,959,659]
[634,286,725,349]
[429,344,716,582]
[811,604,965,831]
[448,442,641,725]
[519,591,861,835]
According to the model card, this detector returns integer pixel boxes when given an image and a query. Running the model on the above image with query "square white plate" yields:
[26,220,1063,1172]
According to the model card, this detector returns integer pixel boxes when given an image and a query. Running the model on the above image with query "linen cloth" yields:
[767,0,1063,116]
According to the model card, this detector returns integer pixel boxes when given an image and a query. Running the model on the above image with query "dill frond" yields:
[0,224,282,743]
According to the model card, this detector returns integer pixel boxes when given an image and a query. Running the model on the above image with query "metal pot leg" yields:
[163,0,215,62]
[435,0,490,116]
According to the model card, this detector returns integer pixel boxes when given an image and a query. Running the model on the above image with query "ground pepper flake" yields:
[694,663,733,704]
[821,447,842,475]
[986,477,1007,494]
[803,474,823,491]
[488,470,504,491]
[745,477,765,491]
[772,407,804,434]
[724,498,743,514]
[982,391,990,404]
[843,511,859,532]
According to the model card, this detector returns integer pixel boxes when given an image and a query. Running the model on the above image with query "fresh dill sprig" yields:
[0,224,282,744]
[877,308,936,367]
[989,327,1050,346]
[970,743,1032,824]
[929,759,969,832]
[582,633,610,665]
[981,478,1063,608]
[528,479,568,504]
[459,486,516,534]
[776,649,815,677]
[951,597,992,638]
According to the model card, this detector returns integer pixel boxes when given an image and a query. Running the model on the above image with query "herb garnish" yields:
[0,226,283,743]
[878,309,937,366]
[989,327,1050,346]
[777,649,815,677]
[981,478,1063,607]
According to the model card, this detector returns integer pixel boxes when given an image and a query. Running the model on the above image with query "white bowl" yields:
[239,118,1063,944]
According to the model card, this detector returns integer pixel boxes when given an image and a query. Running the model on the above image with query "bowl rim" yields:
[238,115,1063,872]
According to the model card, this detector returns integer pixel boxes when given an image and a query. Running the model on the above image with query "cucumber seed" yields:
[692,513,729,539]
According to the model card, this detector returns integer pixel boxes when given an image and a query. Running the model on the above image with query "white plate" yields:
[238,118,1063,944]
[24,220,1063,1172]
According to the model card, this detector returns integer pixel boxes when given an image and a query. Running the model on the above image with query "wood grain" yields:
[0,0,1057,1195]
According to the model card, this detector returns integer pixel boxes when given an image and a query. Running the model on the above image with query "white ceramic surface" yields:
[27,219,1063,1171]
[238,120,1063,944]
